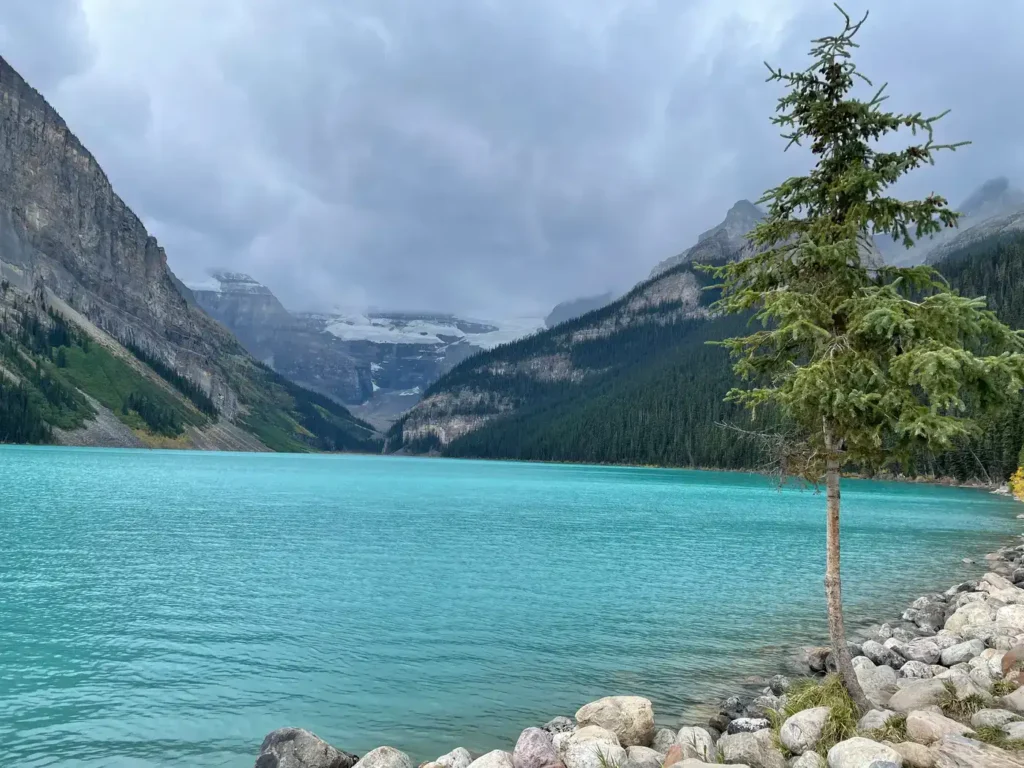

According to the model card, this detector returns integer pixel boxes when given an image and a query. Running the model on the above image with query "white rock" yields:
[674,727,715,762]
[790,754,827,768]
[886,740,933,768]
[932,633,963,651]
[940,639,985,667]
[437,749,474,768]
[904,711,970,745]
[932,734,1024,767]
[575,697,655,748]
[997,605,1024,632]
[625,746,663,768]
[945,602,997,635]
[1004,721,1024,739]
[468,751,515,768]
[888,678,949,713]
[971,708,1020,728]
[559,727,627,768]
[356,747,415,768]
[718,729,785,768]
[899,661,934,680]
[651,729,676,755]
[825,737,903,768]
[780,707,830,756]
[855,660,899,709]
[1002,686,1024,712]
[899,641,941,666]
[857,709,896,733]
[984,573,1017,592]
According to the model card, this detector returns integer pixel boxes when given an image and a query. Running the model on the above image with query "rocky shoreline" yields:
[255,534,1024,768]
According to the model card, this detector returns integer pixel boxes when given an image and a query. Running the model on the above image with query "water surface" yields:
[0,446,1018,766]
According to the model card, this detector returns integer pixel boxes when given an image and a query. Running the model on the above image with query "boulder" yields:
[514,728,560,768]
[1001,686,1024,712]
[863,641,905,670]
[984,573,1017,592]
[469,752,515,768]
[558,727,626,768]
[651,729,676,755]
[625,747,662,768]
[970,708,1020,728]
[1012,568,1024,585]
[255,728,359,768]
[728,718,770,735]
[998,605,1024,632]
[885,741,933,768]
[718,730,785,768]
[770,675,793,695]
[931,734,1024,768]
[939,639,985,667]
[543,718,576,735]
[898,662,933,680]
[748,694,785,719]
[931,633,962,652]
[790,754,827,768]
[575,697,655,748]
[944,603,996,635]
[1005,721,1024,739]
[675,727,715,763]
[807,647,831,674]
[854,659,899,708]
[933,668,992,703]
[913,605,947,633]
[904,711,970,746]
[437,750,474,768]
[825,737,902,768]
[857,710,897,733]
[969,667,994,693]
[780,707,830,756]
[887,679,949,713]
[355,748,414,768]
[896,641,940,666]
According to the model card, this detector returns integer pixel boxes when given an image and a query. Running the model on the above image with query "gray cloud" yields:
[2,0,1022,318]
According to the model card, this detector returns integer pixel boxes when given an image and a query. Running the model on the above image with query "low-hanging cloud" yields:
[1,0,1022,319]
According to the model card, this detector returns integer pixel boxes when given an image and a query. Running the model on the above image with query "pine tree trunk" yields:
[824,433,872,714]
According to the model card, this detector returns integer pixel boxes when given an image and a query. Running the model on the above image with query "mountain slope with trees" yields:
[387,231,1024,482]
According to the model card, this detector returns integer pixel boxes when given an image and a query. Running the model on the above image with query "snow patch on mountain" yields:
[322,312,542,350]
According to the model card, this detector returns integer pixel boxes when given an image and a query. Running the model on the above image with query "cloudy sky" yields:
[2,1,1022,319]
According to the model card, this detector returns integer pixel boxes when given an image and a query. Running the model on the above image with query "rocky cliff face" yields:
[0,55,245,418]
[0,55,377,452]
[649,200,763,278]
[544,293,617,328]
[191,271,540,428]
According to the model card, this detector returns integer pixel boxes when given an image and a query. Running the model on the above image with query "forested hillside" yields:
[388,233,1024,482]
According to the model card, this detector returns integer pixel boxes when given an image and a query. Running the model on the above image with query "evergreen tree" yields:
[706,6,1024,711]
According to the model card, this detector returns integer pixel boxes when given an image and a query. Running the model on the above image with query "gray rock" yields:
[558,727,626,768]
[770,675,793,696]
[1012,568,1024,585]
[437,751,474,768]
[887,678,950,713]
[748,694,785,718]
[575,697,655,748]
[469,752,515,768]
[728,718,770,735]
[514,728,560,768]
[807,647,831,674]
[675,727,715,762]
[1005,721,1024,739]
[863,640,905,669]
[945,602,997,635]
[885,741,932,768]
[543,718,576,735]
[255,729,358,768]
[790,754,827,768]
[940,639,986,667]
[934,668,992,703]
[625,747,662,768]
[898,641,941,666]
[857,709,897,733]
[651,729,676,755]
[1002,686,1024,712]
[355,748,413,768]
[825,737,902,768]
[718,729,786,768]
[905,710,970,745]
[854,658,899,708]
[931,633,962,651]
[914,605,947,633]
[931,734,1024,767]
[780,707,830,756]
[971,708,1020,728]
[898,661,933,680]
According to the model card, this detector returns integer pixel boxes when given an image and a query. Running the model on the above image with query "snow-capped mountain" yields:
[188,271,540,428]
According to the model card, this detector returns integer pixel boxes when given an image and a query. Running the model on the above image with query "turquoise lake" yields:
[1,446,1020,766]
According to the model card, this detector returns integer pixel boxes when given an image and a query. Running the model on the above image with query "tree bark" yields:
[824,432,872,714]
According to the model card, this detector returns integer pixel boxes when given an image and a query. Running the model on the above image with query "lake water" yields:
[1,446,1019,766]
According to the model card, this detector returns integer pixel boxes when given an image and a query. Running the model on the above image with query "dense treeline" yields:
[124,339,218,417]
[398,233,1024,482]
[122,391,184,436]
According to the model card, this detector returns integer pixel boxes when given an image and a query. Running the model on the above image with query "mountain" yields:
[387,210,1024,482]
[878,177,1024,265]
[648,200,764,278]
[0,55,378,452]
[191,271,541,429]
[544,293,617,328]
[923,208,1024,265]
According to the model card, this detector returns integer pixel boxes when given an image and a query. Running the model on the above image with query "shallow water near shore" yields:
[1,446,1019,766]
